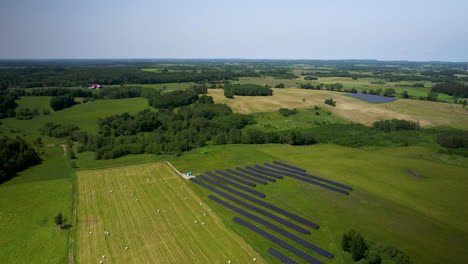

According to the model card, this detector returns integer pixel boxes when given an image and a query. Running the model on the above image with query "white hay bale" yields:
[203,213,206,216]
[102,255,106,258]
[202,222,205,225]
[99,261,103,264]
[131,194,134,196]
[125,246,129,250]
[253,258,257,261]
[208,209,212,212]
[135,199,139,201]
[157,210,160,212]
[184,197,188,200]
[228,261,231,264]
[194,221,198,223]
[199,203,202,205]
[108,190,113,193]
[89,232,93,235]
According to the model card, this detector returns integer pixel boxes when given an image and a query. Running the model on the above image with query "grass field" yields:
[249,107,349,132]
[105,83,195,92]
[0,97,151,142]
[236,76,454,101]
[0,146,72,264]
[208,88,468,128]
[76,163,265,264]
[170,144,468,264]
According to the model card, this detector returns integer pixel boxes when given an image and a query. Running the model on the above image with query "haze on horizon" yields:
[1,0,467,62]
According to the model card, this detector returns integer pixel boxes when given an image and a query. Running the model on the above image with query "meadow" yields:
[208,89,468,128]
[0,97,150,141]
[170,144,468,264]
[0,146,73,264]
[75,163,265,264]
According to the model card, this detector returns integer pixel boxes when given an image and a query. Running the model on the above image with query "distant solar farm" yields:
[345,93,396,103]
[190,161,353,264]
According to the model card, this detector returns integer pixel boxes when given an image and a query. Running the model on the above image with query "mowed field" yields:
[76,163,265,264]
[208,89,468,128]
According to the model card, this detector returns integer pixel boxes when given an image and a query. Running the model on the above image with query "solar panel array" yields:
[255,165,350,196]
[273,161,306,172]
[235,167,278,182]
[218,169,268,185]
[203,173,266,198]
[190,178,310,234]
[264,163,353,191]
[233,217,325,264]
[209,195,333,259]
[267,248,300,264]
[246,166,285,179]
[206,170,256,187]
[198,175,319,229]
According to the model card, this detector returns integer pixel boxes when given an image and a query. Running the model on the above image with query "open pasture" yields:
[208,88,468,128]
[76,163,265,264]
[174,144,468,264]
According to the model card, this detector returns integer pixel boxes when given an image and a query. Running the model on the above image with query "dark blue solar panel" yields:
[345,93,396,103]
[218,169,268,185]
[203,173,266,198]
[206,171,256,187]
[235,167,278,181]
[198,175,319,229]
[209,195,334,259]
[233,217,325,264]
[267,248,300,264]
[264,163,353,191]
[245,166,284,179]
[273,161,306,172]
[189,178,310,234]
[255,165,350,196]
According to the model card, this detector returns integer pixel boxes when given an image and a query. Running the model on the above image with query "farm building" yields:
[88,83,101,89]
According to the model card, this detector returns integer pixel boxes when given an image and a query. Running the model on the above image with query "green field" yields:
[0,146,72,264]
[0,97,150,142]
[171,144,468,264]
[105,82,195,92]
[208,89,468,129]
[76,163,265,264]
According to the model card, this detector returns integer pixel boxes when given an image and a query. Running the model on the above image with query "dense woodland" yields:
[0,136,41,182]
[224,84,273,96]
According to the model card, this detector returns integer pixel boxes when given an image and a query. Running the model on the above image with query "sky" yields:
[1,0,467,61]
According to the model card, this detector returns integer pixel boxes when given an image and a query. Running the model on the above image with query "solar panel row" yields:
[255,165,350,196]
[235,167,278,182]
[217,170,268,185]
[267,247,300,264]
[206,171,256,187]
[233,217,325,264]
[198,175,319,229]
[246,166,284,179]
[203,173,266,198]
[227,168,275,183]
[208,195,333,259]
[272,161,307,172]
[190,178,310,234]
[264,163,353,191]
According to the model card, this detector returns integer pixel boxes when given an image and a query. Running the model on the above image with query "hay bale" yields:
[202,222,205,225]
[89,232,93,235]
[125,246,129,250]
[102,255,106,258]
[253,258,257,261]
[194,221,198,223]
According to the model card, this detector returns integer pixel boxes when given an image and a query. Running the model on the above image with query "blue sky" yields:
[1,0,467,61]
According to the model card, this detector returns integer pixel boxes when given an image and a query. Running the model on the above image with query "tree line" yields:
[224,84,273,97]
[0,136,41,182]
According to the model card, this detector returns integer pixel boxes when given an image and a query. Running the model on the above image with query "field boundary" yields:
[68,171,78,264]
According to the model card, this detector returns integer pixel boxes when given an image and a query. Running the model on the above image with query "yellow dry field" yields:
[209,88,468,128]
[76,163,265,264]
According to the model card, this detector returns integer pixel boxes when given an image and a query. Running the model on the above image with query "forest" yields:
[0,136,41,182]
